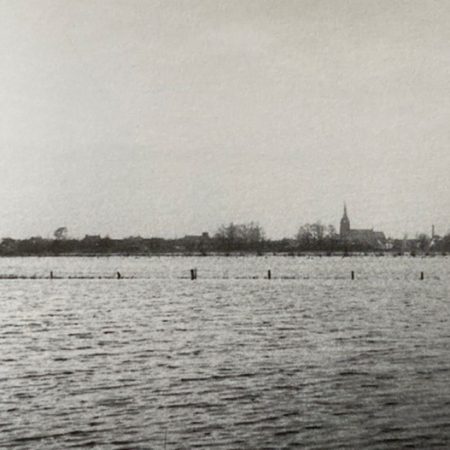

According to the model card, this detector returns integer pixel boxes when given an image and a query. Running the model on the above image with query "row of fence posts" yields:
[188,269,426,281]
[44,269,426,280]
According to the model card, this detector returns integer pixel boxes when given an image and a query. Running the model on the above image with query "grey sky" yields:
[1,0,449,239]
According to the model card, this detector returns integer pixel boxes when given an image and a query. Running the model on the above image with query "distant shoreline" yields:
[0,251,446,258]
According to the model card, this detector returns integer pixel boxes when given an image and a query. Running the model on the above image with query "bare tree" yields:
[296,222,338,250]
[214,222,265,251]
[54,227,68,240]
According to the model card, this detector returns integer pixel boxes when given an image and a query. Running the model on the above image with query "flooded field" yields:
[0,256,449,449]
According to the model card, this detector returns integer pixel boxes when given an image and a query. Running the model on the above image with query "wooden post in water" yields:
[351,270,355,280]
[267,270,271,280]
[50,271,53,279]
[190,269,197,280]
[420,271,424,280]
[117,271,121,279]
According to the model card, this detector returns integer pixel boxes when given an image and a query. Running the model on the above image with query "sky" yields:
[1,0,449,239]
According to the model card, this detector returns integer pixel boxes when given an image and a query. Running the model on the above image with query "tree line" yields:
[0,222,449,256]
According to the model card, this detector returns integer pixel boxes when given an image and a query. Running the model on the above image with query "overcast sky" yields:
[1,0,449,239]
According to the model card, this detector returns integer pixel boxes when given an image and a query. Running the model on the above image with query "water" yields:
[0,256,449,449]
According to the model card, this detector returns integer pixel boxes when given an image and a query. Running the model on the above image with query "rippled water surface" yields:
[0,256,449,449]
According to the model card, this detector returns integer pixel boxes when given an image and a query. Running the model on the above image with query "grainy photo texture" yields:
[1,1,449,449]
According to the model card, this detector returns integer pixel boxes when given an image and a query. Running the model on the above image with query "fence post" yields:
[351,271,355,280]
[268,270,271,280]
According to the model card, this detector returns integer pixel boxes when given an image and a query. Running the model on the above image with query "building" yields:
[340,204,351,237]
[339,204,386,248]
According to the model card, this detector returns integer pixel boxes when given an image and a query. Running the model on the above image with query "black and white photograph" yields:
[1,1,450,448]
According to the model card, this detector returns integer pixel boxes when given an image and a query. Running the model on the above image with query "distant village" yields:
[0,204,448,256]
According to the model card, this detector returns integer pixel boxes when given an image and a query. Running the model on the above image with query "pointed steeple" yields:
[343,202,348,219]
[340,202,350,237]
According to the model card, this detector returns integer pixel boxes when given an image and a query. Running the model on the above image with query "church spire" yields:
[340,202,350,237]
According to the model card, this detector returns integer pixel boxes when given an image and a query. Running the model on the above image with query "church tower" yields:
[340,203,350,238]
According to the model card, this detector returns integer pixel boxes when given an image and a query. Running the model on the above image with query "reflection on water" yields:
[0,256,449,449]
